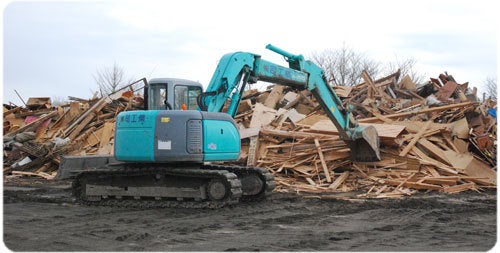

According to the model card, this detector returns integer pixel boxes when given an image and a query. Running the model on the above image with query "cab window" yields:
[148,84,167,110]
[174,85,202,110]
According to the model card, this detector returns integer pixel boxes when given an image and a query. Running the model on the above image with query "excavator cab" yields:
[145,78,203,111]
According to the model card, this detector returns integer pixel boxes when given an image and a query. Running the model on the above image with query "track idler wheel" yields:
[240,174,264,196]
[206,180,228,201]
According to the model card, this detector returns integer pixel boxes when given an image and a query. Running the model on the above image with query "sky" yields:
[1,0,498,105]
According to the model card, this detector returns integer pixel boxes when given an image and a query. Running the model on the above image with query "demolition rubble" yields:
[3,71,496,198]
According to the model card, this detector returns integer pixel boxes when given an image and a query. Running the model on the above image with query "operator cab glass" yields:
[147,78,203,110]
[174,85,202,110]
[148,84,168,110]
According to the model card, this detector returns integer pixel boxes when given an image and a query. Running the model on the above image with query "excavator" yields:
[70,44,380,208]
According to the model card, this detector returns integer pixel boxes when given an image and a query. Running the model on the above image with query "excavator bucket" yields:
[346,125,381,162]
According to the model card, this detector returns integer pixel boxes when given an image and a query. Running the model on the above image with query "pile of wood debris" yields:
[231,70,496,198]
[3,71,497,198]
[3,88,143,180]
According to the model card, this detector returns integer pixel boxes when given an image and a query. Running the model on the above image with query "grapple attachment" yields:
[346,125,381,162]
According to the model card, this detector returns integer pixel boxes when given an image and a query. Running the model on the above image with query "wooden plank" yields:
[249,103,276,128]
[362,70,378,98]
[99,122,115,148]
[421,176,459,186]
[394,120,449,134]
[246,103,275,166]
[410,148,458,175]
[306,177,317,186]
[426,166,441,177]
[296,113,328,126]
[309,120,405,139]
[442,182,476,193]
[314,138,332,183]
[68,112,97,140]
[417,138,452,165]
[263,85,285,109]
[328,171,349,190]
[63,97,110,137]
[279,108,306,123]
[394,172,417,191]
[260,128,341,140]
[239,127,260,139]
[384,179,443,190]
[359,101,475,123]
[370,109,394,124]
[246,136,259,166]
[281,91,300,104]
[399,120,432,156]
[11,171,55,180]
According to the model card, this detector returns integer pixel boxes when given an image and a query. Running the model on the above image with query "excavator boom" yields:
[200,44,381,162]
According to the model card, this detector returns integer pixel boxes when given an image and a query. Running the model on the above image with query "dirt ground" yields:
[2,177,497,252]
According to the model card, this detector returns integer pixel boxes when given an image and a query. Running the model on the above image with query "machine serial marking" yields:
[158,140,172,150]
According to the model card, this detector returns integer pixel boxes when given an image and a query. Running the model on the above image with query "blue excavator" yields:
[71,45,380,208]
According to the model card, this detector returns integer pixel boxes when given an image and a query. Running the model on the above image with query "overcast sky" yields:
[2,0,498,105]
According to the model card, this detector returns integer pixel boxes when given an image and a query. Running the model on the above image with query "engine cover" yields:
[114,110,240,162]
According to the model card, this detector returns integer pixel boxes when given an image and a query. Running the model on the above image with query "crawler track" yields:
[72,163,274,208]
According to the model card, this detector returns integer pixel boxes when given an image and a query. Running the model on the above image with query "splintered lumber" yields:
[314,138,332,183]
[63,97,111,138]
[3,88,146,178]
[399,120,432,156]
[11,171,55,180]
[329,171,349,190]
[421,176,459,186]
[260,128,340,140]
[4,110,58,139]
[242,70,494,198]
[362,70,378,98]
[359,101,476,123]
[383,179,443,191]
[99,122,115,148]
[308,120,405,140]
[442,182,476,193]
[443,150,496,185]
[416,138,452,165]
[263,85,285,109]
[246,103,276,166]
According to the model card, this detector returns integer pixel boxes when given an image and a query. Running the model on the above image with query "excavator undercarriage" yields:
[72,163,275,209]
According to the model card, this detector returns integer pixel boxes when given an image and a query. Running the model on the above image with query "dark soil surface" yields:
[2,177,497,251]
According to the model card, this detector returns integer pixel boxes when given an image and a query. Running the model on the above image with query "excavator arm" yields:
[199,44,381,162]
